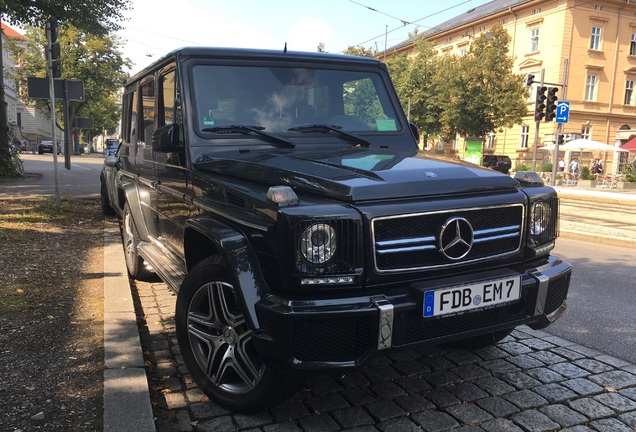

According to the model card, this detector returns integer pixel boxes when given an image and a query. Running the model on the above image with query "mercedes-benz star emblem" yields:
[438,217,474,260]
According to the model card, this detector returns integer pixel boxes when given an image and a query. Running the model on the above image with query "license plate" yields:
[423,276,521,318]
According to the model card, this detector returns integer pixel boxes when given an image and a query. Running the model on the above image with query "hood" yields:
[194,148,519,202]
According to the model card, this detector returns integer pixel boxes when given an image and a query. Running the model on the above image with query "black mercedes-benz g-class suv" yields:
[113,47,571,412]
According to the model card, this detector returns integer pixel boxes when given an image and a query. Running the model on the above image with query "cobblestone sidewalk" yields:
[132,279,636,432]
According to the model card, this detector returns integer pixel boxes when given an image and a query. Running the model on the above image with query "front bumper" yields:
[253,256,572,371]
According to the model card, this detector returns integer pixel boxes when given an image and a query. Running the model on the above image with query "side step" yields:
[137,241,186,292]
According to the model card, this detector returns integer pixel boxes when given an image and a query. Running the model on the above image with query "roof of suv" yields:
[130,47,384,82]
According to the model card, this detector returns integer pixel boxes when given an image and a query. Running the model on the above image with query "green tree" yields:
[386,35,442,146]
[432,24,528,140]
[12,25,129,143]
[0,0,131,177]
[343,46,377,58]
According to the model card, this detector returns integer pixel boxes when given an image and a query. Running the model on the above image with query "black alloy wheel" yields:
[175,257,300,412]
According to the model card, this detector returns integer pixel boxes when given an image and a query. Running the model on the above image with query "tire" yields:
[121,203,153,280]
[100,180,116,216]
[443,328,514,350]
[176,257,301,412]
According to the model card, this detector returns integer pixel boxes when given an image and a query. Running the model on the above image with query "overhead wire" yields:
[348,0,412,26]
[343,0,477,52]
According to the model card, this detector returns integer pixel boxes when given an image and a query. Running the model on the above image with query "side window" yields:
[160,69,181,128]
[130,89,139,144]
[141,79,156,142]
[118,89,139,170]
[122,91,132,142]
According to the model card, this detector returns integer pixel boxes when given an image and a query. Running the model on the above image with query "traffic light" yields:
[525,73,535,87]
[557,134,565,145]
[534,86,547,121]
[545,87,558,122]
[47,17,61,79]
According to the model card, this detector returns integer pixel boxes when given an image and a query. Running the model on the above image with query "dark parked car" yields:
[113,47,572,412]
[38,140,60,155]
[483,154,512,174]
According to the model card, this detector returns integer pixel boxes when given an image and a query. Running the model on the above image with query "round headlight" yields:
[300,223,336,264]
[531,201,552,236]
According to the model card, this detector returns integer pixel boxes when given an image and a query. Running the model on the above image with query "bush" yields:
[541,163,553,172]
[622,166,636,182]
[579,166,596,180]
[515,163,532,172]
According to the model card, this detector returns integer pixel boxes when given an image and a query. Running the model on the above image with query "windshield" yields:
[191,64,401,135]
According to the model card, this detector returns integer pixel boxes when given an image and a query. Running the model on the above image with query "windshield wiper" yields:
[202,125,295,149]
[287,124,370,147]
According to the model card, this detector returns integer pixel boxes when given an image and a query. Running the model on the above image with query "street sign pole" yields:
[63,79,72,169]
[46,18,60,208]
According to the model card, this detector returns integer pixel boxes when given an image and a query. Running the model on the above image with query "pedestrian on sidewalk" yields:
[569,158,579,174]
[591,159,603,174]
[558,157,565,172]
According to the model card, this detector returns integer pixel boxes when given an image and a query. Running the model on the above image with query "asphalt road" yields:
[0,152,103,200]
[548,237,636,364]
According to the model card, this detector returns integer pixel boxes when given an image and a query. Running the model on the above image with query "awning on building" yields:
[621,137,636,152]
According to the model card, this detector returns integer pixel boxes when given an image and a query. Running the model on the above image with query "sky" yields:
[117,0,492,74]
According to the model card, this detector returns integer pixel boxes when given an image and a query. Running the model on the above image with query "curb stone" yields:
[103,220,156,432]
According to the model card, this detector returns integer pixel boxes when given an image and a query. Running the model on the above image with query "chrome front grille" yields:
[372,204,524,272]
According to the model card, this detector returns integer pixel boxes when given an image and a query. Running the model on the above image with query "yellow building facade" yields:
[388,0,636,173]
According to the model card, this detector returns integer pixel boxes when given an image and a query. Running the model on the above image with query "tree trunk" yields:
[0,16,18,177]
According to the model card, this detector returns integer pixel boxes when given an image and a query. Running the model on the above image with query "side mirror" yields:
[152,123,180,152]
[104,155,119,168]
[409,122,420,143]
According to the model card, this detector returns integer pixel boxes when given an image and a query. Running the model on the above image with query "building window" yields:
[532,8,542,14]
[590,26,601,50]
[530,29,539,52]
[594,5,605,11]
[585,75,597,101]
[453,134,459,151]
[581,126,591,139]
[459,48,467,57]
[520,126,529,149]
[437,139,444,151]
[486,132,495,149]
[625,80,634,105]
